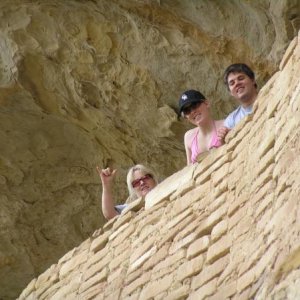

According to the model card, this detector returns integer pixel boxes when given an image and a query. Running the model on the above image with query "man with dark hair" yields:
[217,63,258,142]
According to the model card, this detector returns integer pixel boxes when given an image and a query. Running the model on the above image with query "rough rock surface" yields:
[0,0,299,299]
[18,30,300,300]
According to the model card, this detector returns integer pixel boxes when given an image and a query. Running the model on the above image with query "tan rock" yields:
[139,273,173,300]
[2,1,299,299]
[187,235,210,259]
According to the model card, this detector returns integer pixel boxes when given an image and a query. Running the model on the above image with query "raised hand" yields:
[96,166,118,220]
[96,167,117,186]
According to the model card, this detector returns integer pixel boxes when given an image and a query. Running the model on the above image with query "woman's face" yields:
[131,170,156,197]
[183,100,211,126]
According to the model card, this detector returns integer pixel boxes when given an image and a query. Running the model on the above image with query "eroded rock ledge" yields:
[18,32,300,300]
[0,0,299,298]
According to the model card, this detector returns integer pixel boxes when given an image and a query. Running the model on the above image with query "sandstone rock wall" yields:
[18,31,300,300]
[0,0,299,299]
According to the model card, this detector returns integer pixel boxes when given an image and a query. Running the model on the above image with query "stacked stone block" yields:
[18,31,300,300]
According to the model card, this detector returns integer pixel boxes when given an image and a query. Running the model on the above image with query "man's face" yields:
[227,72,257,105]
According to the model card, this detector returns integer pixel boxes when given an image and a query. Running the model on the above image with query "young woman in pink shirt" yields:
[179,90,224,165]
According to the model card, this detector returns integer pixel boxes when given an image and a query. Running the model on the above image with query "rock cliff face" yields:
[0,0,299,299]
[18,31,300,300]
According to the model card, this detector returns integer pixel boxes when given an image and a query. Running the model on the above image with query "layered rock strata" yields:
[1,0,299,298]
[18,32,300,299]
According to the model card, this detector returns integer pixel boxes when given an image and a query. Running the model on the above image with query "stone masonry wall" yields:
[18,31,300,300]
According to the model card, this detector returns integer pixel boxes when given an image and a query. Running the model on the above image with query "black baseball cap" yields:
[178,90,206,114]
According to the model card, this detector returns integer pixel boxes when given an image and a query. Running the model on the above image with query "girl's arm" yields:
[184,132,192,165]
[96,167,119,220]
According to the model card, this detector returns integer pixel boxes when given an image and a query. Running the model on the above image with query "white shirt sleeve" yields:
[224,113,235,129]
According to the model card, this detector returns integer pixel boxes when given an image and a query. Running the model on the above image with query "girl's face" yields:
[131,170,156,197]
[183,100,211,126]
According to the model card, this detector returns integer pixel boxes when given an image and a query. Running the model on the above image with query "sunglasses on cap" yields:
[131,174,153,188]
[182,101,203,116]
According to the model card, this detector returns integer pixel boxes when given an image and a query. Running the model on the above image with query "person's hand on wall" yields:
[217,126,231,144]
